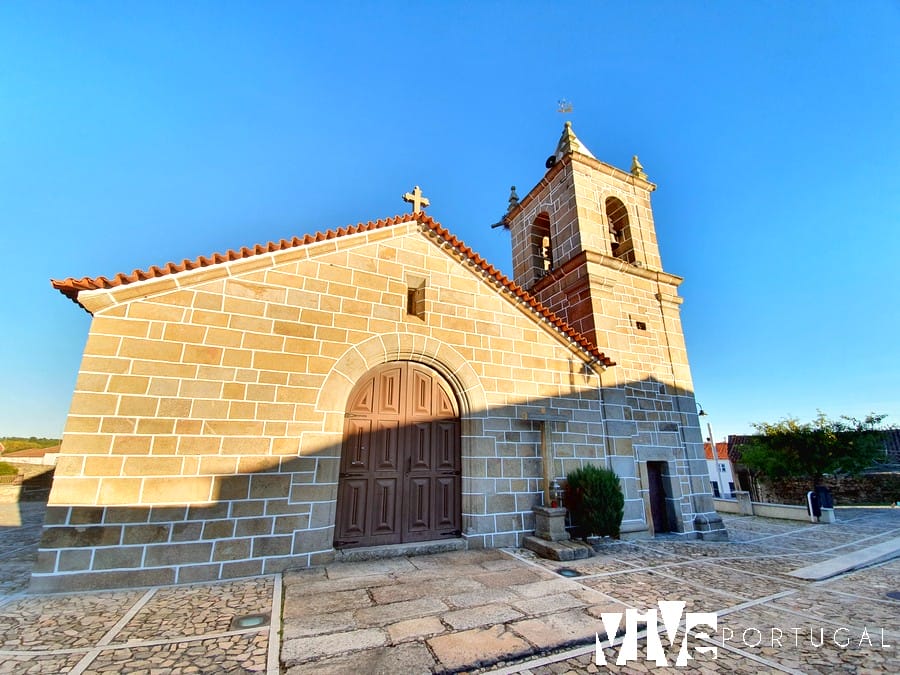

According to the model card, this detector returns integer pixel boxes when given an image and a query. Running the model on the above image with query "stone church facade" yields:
[35,124,723,592]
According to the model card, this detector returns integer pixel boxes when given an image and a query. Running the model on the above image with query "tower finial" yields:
[507,186,519,212]
[631,155,648,181]
[553,121,595,162]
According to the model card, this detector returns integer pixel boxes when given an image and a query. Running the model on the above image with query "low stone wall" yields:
[756,472,900,505]
[712,498,740,514]
[714,493,833,522]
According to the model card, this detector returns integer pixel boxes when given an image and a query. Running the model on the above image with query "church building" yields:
[35,124,724,592]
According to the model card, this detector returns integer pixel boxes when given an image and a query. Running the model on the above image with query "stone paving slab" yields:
[788,536,900,580]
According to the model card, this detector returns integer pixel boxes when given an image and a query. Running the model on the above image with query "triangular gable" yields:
[51,212,614,368]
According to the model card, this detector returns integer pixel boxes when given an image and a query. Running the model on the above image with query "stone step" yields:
[333,538,466,563]
[522,535,594,561]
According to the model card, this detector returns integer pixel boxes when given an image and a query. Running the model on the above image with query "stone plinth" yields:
[693,513,728,541]
[522,535,593,561]
[532,505,568,542]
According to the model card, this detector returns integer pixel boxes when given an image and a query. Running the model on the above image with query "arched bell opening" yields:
[606,197,635,263]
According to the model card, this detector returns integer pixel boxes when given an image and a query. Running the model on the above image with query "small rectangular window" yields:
[407,285,425,320]
[711,481,720,498]
[635,321,647,331]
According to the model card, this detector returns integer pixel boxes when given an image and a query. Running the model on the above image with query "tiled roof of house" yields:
[51,212,614,368]
[704,441,729,461]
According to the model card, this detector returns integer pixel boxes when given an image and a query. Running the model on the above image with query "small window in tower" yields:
[635,321,647,331]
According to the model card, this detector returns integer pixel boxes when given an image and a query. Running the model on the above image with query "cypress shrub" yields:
[565,464,625,538]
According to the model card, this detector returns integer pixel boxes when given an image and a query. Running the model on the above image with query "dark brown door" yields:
[335,362,461,548]
[647,461,670,534]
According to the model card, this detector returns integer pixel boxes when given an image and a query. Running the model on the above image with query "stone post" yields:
[735,491,754,516]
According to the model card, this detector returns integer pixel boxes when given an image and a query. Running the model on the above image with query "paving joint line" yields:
[0,626,271,659]
[701,636,802,674]
[267,571,282,675]
[97,587,156,647]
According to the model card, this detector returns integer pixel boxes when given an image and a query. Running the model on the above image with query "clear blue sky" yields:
[1,1,898,441]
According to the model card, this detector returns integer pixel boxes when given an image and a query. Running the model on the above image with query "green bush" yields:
[565,464,624,538]
[0,461,19,476]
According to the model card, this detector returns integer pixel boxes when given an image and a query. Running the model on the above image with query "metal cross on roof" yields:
[402,185,430,213]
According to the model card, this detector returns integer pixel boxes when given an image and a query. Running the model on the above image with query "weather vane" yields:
[557,98,573,114]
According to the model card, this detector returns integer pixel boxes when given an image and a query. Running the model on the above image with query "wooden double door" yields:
[334,362,461,548]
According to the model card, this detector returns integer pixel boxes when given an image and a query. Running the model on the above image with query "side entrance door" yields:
[647,461,671,534]
[334,362,461,548]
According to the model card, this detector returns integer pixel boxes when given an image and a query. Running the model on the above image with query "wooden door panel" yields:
[342,418,372,471]
[348,379,375,415]
[409,422,432,471]
[370,478,400,539]
[404,476,432,537]
[409,368,433,418]
[435,386,456,418]
[434,421,458,471]
[433,476,459,531]
[336,479,368,541]
[372,420,401,472]
[378,367,403,416]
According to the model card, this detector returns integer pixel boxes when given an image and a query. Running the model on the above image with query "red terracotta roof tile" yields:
[704,442,730,460]
[51,212,614,368]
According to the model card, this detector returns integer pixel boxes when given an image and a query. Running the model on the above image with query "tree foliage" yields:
[740,412,888,486]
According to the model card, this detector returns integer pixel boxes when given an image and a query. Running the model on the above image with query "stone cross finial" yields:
[402,185,430,213]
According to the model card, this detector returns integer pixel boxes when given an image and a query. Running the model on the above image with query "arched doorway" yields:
[334,361,461,548]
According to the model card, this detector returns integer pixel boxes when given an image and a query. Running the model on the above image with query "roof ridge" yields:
[50,214,420,301]
[51,211,613,367]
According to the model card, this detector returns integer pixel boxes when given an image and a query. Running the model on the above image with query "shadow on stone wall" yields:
[32,376,719,592]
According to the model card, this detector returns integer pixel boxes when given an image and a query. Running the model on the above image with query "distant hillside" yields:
[0,437,62,455]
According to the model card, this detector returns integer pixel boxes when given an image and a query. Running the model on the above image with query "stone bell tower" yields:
[502,122,726,540]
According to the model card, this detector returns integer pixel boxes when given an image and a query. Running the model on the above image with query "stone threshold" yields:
[332,538,466,563]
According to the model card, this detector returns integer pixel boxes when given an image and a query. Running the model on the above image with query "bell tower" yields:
[503,122,726,540]
[504,121,690,392]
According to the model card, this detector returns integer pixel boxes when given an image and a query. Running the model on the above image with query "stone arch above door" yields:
[317,333,486,432]
[334,361,461,548]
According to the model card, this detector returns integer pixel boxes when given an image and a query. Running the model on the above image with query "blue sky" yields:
[1,1,898,441]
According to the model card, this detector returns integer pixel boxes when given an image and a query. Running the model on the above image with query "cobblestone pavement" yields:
[0,503,279,674]
[2,503,899,673]
[487,509,900,674]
